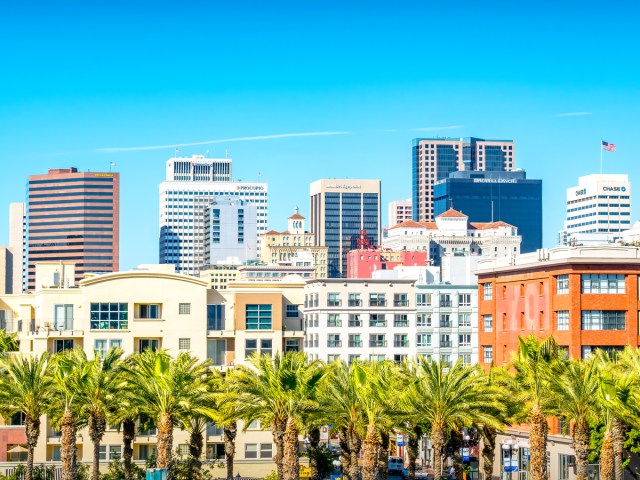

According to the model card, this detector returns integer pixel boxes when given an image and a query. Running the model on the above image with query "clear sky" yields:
[1,0,639,270]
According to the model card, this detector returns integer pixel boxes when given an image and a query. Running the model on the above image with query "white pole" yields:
[600,141,603,174]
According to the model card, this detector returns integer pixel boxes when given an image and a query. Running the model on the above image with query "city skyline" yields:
[1,1,639,271]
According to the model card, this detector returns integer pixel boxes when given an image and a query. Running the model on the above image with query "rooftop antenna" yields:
[109,162,116,173]
[225,148,229,159]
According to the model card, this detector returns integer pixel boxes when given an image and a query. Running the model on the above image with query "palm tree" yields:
[209,371,241,480]
[549,357,600,480]
[0,353,54,480]
[407,357,506,480]
[510,335,564,480]
[73,347,124,480]
[0,330,19,354]
[228,352,325,480]
[121,350,216,476]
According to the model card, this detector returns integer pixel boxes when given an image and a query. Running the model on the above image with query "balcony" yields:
[439,321,452,328]
[394,300,409,307]
[393,340,409,348]
[348,300,362,307]
[327,299,342,307]
[369,340,387,348]
[369,300,387,307]
[369,321,387,328]
[393,320,409,327]
[327,340,342,348]
[327,320,342,328]
[348,340,363,348]
[348,320,362,328]
[440,300,452,308]
[440,341,452,348]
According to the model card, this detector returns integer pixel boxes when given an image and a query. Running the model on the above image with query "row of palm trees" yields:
[1,332,640,480]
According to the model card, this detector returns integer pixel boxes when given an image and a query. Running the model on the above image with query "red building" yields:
[346,248,429,278]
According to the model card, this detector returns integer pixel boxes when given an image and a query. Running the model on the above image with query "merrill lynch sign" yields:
[472,178,517,184]
[326,184,362,189]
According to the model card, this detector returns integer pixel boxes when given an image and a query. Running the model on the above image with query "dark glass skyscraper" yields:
[433,170,542,253]
[310,179,381,278]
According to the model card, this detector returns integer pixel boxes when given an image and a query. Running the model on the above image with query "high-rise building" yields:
[388,199,412,228]
[204,198,258,265]
[26,168,120,290]
[558,174,631,246]
[159,156,268,275]
[433,170,542,253]
[310,179,381,278]
[8,202,25,293]
[412,137,515,222]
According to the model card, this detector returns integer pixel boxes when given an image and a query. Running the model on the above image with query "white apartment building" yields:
[303,279,416,364]
[388,199,412,228]
[159,156,268,275]
[204,198,258,265]
[383,208,521,265]
[559,173,632,245]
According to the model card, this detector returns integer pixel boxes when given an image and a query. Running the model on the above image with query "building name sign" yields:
[326,184,362,189]
[602,186,627,192]
[236,185,265,191]
[93,173,114,178]
[472,179,517,184]
[575,188,587,196]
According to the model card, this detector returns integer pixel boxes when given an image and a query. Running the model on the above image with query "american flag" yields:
[602,141,616,152]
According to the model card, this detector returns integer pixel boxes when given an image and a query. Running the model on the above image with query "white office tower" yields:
[558,174,631,246]
[204,198,258,266]
[159,156,268,275]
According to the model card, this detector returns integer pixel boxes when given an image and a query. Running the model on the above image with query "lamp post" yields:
[501,439,519,480]
[462,434,471,480]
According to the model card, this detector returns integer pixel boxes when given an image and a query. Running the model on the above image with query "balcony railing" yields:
[369,321,387,328]
[394,300,409,307]
[394,320,409,327]
[439,321,452,328]
[440,300,452,307]
[369,340,387,347]
[327,300,342,307]
[327,320,342,328]
[440,341,452,348]
[394,341,409,348]
[327,340,342,348]
[348,340,363,348]
[369,300,387,307]
[348,300,362,307]
[348,320,362,327]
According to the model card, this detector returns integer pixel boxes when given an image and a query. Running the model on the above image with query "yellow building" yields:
[259,209,328,278]
[199,263,240,290]
[0,262,305,477]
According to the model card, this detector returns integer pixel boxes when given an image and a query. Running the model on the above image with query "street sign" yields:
[462,447,470,462]
[397,434,404,447]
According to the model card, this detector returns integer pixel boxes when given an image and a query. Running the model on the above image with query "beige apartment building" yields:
[0,262,305,476]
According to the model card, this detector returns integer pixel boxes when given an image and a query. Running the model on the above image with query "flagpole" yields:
[600,140,603,174]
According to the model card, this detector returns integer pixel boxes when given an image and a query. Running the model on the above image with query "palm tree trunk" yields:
[273,417,286,480]
[601,428,614,480]
[348,428,362,480]
[431,424,446,480]
[224,421,237,480]
[529,404,548,480]
[89,413,106,480]
[481,426,496,480]
[122,418,136,480]
[61,406,78,480]
[282,416,300,480]
[189,429,204,480]
[361,424,379,480]
[612,417,626,480]
[25,414,40,480]
[408,429,420,480]
[307,427,321,480]
[156,411,174,474]
[573,420,591,480]
[378,430,390,480]
[338,427,351,478]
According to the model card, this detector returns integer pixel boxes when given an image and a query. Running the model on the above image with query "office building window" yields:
[458,294,471,307]
[179,338,191,350]
[286,305,300,318]
[458,313,471,327]
[581,311,625,330]
[261,339,272,357]
[416,333,431,347]
[179,303,191,315]
[556,311,569,331]
[246,304,273,330]
[138,339,159,352]
[369,293,386,307]
[245,339,257,357]
[416,293,431,306]
[328,314,342,327]
[207,304,225,330]
[483,315,493,332]
[581,274,625,294]
[137,304,160,319]
[416,314,431,327]
[483,283,493,300]
[90,303,128,330]
[458,334,471,347]
[483,346,493,363]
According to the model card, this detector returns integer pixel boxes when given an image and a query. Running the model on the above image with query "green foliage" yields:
[101,459,146,480]
[301,444,338,478]
[168,451,219,480]
[261,472,278,480]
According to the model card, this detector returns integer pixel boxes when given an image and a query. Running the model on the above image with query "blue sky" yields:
[1,1,639,270]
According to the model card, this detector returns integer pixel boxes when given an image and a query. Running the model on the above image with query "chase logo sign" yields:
[603,186,627,192]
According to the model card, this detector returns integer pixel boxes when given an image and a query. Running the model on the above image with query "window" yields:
[328,314,342,327]
[90,303,128,330]
[369,314,386,327]
[327,354,340,363]
[52,446,61,461]
[394,314,409,327]
[440,334,451,348]
[206,444,224,460]
[245,444,258,459]
[459,334,471,347]
[327,293,341,307]
[558,454,574,480]
[394,293,409,307]
[246,304,273,330]
[556,275,569,295]
[369,293,386,307]
[556,311,569,331]
[260,443,273,459]
[328,334,341,348]
[439,294,451,307]
[246,420,261,430]
[137,304,160,319]
[285,339,299,352]
[416,293,431,306]
[99,445,107,461]
[439,314,451,328]
[369,334,386,347]
[54,304,74,331]
[109,445,122,460]
[94,339,121,360]
[138,339,159,352]
[394,334,409,348]
[348,354,360,365]
[458,294,471,307]
[179,338,191,350]
[245,339,257,357]
[581,311,626,330]
[416,314,431,327]
[286,305,300,318]
[53,339,74,353]
[458,313,471,327]
[348,334,362,348]
[179,303,191,315]
[207,339,226,366]
[369,354,386,362]
[348,314,362,327]
[348,293,361,307]
[483,346,493,363]
[461,354,472,365]
[483,283,493,300]
[416,333,431,347]
[207,304,225,330]
[261,339,272,357]
[138,445,157,461]
[581,274,625,294]
[440,354,451,367]
[483,315,493,332]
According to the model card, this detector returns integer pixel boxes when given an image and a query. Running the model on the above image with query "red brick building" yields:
[346,248,429,278]
[476,245,640,366]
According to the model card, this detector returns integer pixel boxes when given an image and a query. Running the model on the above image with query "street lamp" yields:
[501,439,519,480]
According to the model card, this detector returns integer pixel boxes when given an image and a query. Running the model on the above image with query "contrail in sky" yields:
[413,125,464,131]
[553,112,592,117]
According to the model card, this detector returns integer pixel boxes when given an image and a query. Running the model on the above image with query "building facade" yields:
[558,174,631,246]
[412,137,515,222]
[26,168,120,290]
[388,199,412,228]
[347,249,429,278]
[433,170,542,253]
[310,179,381,278]
[259,210,328,278]
[203,198,258,265]
[9,202,25,293]
[159,157,268,275]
